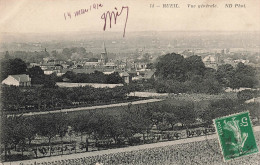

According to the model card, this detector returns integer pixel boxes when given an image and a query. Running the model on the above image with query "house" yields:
[44,69,54,75]
[203,55,216,64]
[135,62,147,70]
[85,61,99,67]
[120,72,131,84]
[133,70,155,81]
[28,63,40,68]
[143,70,155,79]
[103,70,115,75]
[2,74,31,87]
[202,55,218,69]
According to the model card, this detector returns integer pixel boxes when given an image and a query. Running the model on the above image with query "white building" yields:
[202,55,218,69]
[85,62,99,67]
[2,74,31,87]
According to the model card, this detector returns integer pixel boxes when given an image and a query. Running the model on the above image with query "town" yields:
[1,35,259,87]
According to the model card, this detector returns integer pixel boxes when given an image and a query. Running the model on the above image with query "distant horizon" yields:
[1,29,259,54]
[1,30,259,44]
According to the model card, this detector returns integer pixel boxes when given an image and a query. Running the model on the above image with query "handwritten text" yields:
[101,6,129,37]
[64,3,103,20]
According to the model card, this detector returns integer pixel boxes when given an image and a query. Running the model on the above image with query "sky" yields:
[0,0,259,35]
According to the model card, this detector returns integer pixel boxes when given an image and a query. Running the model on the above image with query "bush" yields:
[237,90,257,102]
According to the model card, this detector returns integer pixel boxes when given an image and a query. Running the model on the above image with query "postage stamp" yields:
[214,111,259,161]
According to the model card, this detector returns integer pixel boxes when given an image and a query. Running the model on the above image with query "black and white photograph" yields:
[0,0,259,164]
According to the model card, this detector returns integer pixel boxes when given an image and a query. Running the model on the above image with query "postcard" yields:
[0,0,259,164]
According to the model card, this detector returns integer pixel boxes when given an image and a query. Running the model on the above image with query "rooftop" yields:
[10,74,30,82]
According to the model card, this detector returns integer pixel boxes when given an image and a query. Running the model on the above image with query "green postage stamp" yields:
[214,111,259,161]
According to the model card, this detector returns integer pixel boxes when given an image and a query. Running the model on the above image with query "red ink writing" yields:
[101,6,129,37]
[64,12,72,20]
[64,3,103,20]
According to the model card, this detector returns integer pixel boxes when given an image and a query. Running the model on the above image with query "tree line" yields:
[153,53,258,94]
[60,70,123,84]
[1,85,131,113]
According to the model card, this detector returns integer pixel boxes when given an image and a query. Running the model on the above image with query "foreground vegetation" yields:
[1,95,259,162]
[131,53,259,94]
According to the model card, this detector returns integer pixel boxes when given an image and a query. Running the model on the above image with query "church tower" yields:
[100,42,108,65]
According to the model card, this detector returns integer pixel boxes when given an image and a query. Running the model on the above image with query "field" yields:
[51,92,238,118]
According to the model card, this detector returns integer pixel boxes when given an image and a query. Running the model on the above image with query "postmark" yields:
[214,111,259,161]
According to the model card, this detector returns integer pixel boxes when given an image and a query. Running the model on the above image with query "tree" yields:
[62,71,76,82]
[103,115,124,145]
[199,68,222,94]
[155,80,168,93]
[36,114,58,156]
[246,103,260,123]
[89,71,106,83]
[185,55,205,78]
[8,116,27,153]
[1,58,27,81]
[62,48,72,59]
[200,77,222,94]
[27,66,45,84]
[164,113,177,130]
[43,74,57,88]
[153,53,225,94]
[23,117,38,146]
[1,86,24,111]
[1,115,13,160]
[123,105,153,143]
[106,72,123,84]
[216,64,234,87]
[28,66,44,78]
[201,99,242,126]
[155,53,186,81]
[146,63,154,69]
[165,80,187,93]
[73,73,89,83]
[71,113,94,151]
[171,104,196,127]
[230,62,258,89]
[76,47,87,55]
[55,113,68,155]
[237,89,257,102]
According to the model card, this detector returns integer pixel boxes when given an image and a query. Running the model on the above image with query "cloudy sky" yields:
[0,0,259,35]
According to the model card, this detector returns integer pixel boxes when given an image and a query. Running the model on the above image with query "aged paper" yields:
[0,0,259,164]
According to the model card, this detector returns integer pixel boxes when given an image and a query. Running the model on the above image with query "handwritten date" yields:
[64,4,129,38]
